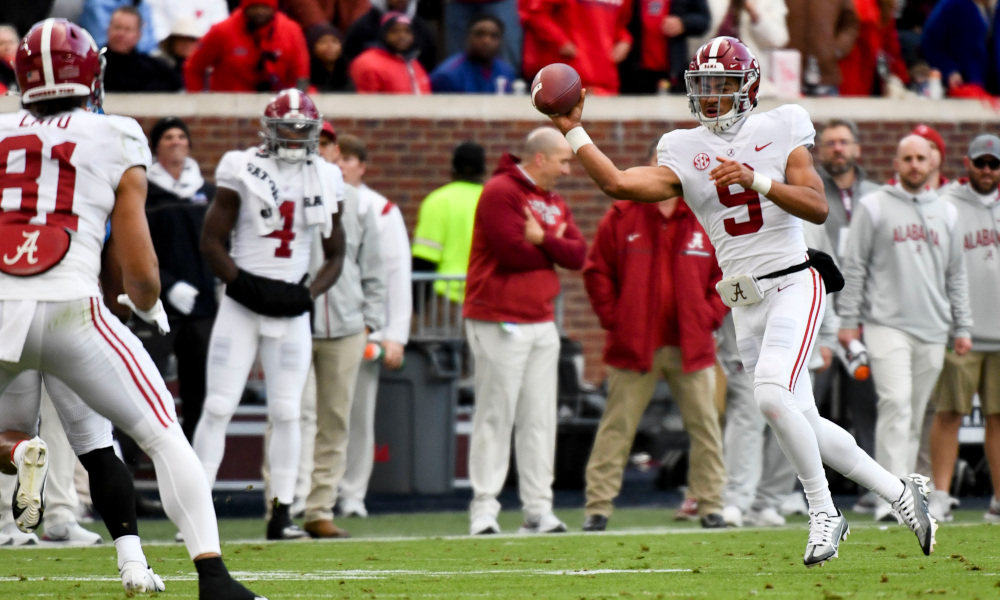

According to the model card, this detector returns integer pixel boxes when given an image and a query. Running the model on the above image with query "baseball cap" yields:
[320,121,337,142]
[912,124,946,159]
[168,17,204,40]
[968,134,1000,159]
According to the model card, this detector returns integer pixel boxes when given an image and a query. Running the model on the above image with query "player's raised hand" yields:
[710,157,755,189]
[548,89,587,135]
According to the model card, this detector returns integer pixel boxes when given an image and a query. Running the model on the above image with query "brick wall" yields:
[124,105,995,384]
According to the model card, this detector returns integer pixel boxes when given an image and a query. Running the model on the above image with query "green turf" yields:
[2,508,997,599]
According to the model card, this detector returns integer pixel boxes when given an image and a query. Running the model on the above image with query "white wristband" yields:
[750,172,772,196]
[565,127,593,154]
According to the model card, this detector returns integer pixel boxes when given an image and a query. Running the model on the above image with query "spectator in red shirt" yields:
[520,0,633,95]
[838,0,909,96]
[184,0,310,92]
[618,0,710,94]
[344,0,438,74]
[348,12,431,93]
[281,0,372,36]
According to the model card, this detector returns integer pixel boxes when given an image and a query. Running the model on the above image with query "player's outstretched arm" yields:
[110,166,160,311]
[711,145,828,224]
[310,203,347,299]
[200,187,242,284]
[548,91,683,203]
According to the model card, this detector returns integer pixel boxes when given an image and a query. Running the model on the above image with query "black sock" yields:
[194,555,227,578]
[78,446,139,540]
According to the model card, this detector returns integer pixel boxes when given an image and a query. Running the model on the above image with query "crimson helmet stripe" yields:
[40,19,55,91]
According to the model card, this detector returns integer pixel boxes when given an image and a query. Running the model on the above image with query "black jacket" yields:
[104,50,183,92]
[146,180,218,319]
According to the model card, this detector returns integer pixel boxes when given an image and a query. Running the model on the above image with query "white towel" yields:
[239,152,284,236]
[239,152,335,238]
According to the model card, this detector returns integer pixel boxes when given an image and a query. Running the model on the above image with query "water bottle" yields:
[511,79,527,95]
[803,55,820,96]
[927,69,944,100]
[363,341,384,363]
[836,339,871,380]
[495,76,508,95]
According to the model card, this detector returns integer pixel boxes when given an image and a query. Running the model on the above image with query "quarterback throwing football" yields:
[548,36,937,567]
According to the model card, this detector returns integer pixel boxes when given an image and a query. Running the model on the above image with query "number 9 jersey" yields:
[0,108,151,300]
[657,104,814,279]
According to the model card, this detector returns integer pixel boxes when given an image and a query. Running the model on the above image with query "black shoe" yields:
[700,513,726,529]
[582,515,608,532]
[135,491,165,517]
[196,556,269,599]
[266,499,309,541]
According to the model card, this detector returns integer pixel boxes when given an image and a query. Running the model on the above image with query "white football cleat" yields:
[13,437,48,534]
[803,509,849,568]
[120,561,166,592]
[892,474,937,556]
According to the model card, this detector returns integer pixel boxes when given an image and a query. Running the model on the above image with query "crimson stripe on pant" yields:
[88,298,172,428]
[789,269,822,392]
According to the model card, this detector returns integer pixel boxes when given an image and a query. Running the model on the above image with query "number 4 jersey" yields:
[0,108,151,300]
[657,104,814,279]
[215,148,343,284]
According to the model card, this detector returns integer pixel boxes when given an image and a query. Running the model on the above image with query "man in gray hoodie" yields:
[838,134,973,522]
[926,134,1000,523]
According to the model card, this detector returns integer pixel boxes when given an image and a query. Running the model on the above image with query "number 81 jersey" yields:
[0,108,152,300]
[657,104,814,279]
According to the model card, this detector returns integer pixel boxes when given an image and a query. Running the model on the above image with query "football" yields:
[530,63,582,116]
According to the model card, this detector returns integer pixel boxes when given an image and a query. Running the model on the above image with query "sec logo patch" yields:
[693,153,710,170]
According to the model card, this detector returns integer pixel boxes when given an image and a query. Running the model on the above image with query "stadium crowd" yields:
[1,0,999,98]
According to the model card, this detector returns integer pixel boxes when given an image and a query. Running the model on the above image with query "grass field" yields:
[2,507,998,599]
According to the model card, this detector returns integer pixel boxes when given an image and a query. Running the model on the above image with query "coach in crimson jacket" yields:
[580,195,729,531]
[463,128,586,536]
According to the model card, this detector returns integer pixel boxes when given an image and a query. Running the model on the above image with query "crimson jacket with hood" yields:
[584,200,727,373]
[463,153,587,323]
[184,0,309,92]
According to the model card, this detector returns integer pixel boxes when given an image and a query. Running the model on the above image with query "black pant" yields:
[814,361,878,458]
[132,316,214,442]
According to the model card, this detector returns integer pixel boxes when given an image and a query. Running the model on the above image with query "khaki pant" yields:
[466,319,560,520]
[304,332,367,523]
[585,346,725,517]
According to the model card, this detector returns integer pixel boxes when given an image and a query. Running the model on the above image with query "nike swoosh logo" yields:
[777,284,795,292]
[627,234,640,242]
[755,142,772,152]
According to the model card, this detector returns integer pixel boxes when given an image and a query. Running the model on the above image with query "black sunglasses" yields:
[973,157,1000,170]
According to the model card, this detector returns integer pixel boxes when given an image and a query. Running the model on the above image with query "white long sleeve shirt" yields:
[360,184,413,345]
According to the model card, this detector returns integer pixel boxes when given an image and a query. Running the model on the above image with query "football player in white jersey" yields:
[0,19,266,599]
[546,36,937,567]
[193,88,346,540]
